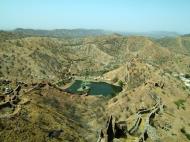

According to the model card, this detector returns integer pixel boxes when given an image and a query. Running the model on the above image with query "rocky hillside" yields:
[0,32,190,142]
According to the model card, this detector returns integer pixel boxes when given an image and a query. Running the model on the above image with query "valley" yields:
[0,31,190,142]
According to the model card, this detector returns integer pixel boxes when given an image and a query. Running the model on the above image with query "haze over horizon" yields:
[0,0,190,34]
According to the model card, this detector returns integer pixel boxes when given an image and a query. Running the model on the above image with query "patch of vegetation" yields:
[42,97,60,109]
[184,74,190,79]
[174,99,186,110]
[182,39,190,53]
[56,80,65,86]
[0,71,4,77]
[118,80,124,88]
[181,127,190,140]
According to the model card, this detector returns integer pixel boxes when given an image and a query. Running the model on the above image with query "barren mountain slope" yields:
[0,33,190,142]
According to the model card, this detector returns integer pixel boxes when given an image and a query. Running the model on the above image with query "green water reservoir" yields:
[65,80,122,97]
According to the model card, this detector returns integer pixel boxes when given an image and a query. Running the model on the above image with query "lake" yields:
[65,80,122,97]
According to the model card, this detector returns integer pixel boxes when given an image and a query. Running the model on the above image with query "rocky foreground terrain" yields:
[0,31,190,142]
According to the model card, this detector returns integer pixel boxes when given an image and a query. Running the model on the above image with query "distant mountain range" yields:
[0,28,186,38]
[11,28,110,38]
[119,31,180,38]
[182,33,190,37]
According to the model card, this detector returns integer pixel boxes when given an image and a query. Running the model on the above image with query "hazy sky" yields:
[0,0,190,33]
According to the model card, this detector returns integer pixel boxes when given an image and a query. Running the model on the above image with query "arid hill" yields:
[0,32,190,142]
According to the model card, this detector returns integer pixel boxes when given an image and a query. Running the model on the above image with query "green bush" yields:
[174,99,186,110]
[118,80,124,88]
[184,74,190,79]
[181,127,190,140]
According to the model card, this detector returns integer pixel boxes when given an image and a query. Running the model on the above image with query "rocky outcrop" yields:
[0,85,22,118]
[0,79,11,85]
[144,80,165,89]
[98,93,164,142]
[97,116,128,142]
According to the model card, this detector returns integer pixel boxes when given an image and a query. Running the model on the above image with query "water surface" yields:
[65,80,122,97]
